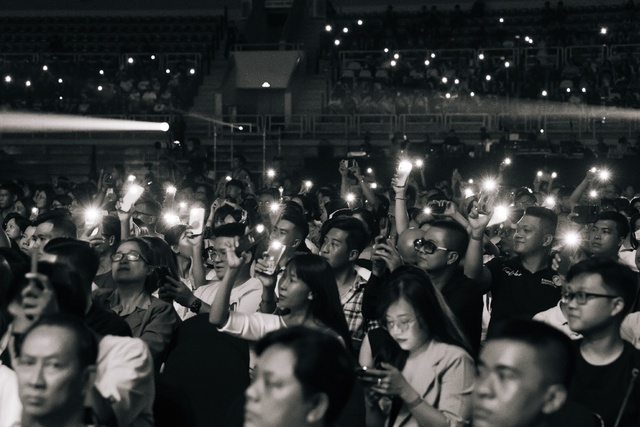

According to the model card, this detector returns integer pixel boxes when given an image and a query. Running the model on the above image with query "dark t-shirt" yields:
[569,341,640,427]
[486,257,561,329]
[440,270,483,356]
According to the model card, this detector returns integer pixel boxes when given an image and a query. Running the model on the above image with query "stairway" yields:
[184,58,229,141]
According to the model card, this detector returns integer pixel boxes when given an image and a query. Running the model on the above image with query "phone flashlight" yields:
[84,207,102,226]
[414,159,424,168]
[270,203,281,213]
[267,169,276,178]
[503,157,512,166]
[163,212,180,226]
[225,176,232,182]
[589,190,598,199]
[346,193,356,203]
[127,175,136,182]
[598,169,610,181]
[166,186,177,194]
[304,180,313,189]
[562,230,581,248]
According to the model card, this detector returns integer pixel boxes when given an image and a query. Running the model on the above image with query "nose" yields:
[28,363,46,389]
[474,373,494,399]
[245,379,260,402]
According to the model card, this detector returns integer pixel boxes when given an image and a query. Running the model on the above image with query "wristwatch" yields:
[189,298,202,314]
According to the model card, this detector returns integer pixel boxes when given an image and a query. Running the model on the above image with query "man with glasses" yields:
[162,223,262,321]
[414,220,483,354]
[561,258,640,427]
[465,206,561,330]
[131,198,163,237]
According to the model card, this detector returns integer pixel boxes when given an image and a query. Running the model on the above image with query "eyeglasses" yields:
[560,290,619,305]
[207,249,228,260]
[381,317,418,333]
[413,238,450,254]
[111,251,149,264]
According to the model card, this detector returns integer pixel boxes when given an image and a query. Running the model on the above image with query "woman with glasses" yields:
[359,267,474,427]
[93,237,179,368]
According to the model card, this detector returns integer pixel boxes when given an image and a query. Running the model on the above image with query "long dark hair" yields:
[285,254,354,354]
[378,266,472,355]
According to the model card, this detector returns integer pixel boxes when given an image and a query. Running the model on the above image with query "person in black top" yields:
[564,258,640,427]
[414,220,483,355]
[465,206,561,331]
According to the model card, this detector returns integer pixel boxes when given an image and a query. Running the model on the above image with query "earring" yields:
[308,293,314,300]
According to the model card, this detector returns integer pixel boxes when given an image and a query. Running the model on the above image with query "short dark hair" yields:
[595,210,630,240]
[33,210,77,239]
[226,179,244,191]
[487,319,575,387]
[0,181,23,199]
[52,194,73,207]
[279,211,310,242]
[566,258,638,318]
[429,220,469,258]
[43,238,99,293]
[117,238,155,268]
[321,216,369,253]
[212,222,246,239]
[101,215,121,247]
[255,327,355,425]
[523,206,558,237]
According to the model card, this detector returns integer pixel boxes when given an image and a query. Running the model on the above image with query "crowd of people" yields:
[0,147,639,427]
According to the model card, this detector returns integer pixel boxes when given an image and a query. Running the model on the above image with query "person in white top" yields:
[162,223,261,320]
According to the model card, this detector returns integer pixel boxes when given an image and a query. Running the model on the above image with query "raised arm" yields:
[463,202,493,290]
[208,245,245,326]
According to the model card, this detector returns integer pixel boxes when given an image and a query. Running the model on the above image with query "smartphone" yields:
[355,366,384,383]
[263,240,286,275]
[235,224,269,256]
[155,265,171,285]
[378,216,391,239]
[121,185,144,212]
[395,160,413,188]
[189,207,206,235]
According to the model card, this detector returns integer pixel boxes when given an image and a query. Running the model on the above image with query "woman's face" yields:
[112,241,150,284]
[244,345,314,427]
[175,230,193,258]
[384,297,429,352]
[20,226,35,254]
[5,218,21,240]
[277,264,311,312]
[34,191,48,209]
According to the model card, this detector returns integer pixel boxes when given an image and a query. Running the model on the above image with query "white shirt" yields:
[0,363,20,427]
[183,277,262,321]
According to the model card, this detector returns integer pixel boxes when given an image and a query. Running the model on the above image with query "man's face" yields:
[20,226,36,255]
[513,215,549,256]
[589,219,622,258]
[211,236,235,279]
[320,228,353,270]
[273,220,300,252]
[0,189,16,209]
[226,184,242,200]
[565,272,622,334]
[258,194,275,217]
[14,325,91,421]
[473,340,553,427]
[32,222,56,254]
[131,203,156,227]
[416,226,452,273]
[244,345,311,427]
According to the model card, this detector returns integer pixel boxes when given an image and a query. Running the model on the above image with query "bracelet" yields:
[470,234,484,241]
[396,197,406,200]
[405,395,423,409]
[189,298,202,314]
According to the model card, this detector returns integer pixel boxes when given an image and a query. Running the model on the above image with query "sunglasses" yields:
[413,238,450,254]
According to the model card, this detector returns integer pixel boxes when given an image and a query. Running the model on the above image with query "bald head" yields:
[396,228,424,265]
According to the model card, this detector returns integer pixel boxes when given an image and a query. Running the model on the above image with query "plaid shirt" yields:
[341,272,377,353]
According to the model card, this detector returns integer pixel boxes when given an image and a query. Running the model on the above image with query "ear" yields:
[305,393,330,424]
[541,384,567,415]
[108,235,116,246]
[446,251,460,266]
[348,249,360,262]
[542,233,554,248]
[170,244,179,254]
[611,297,626,318]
